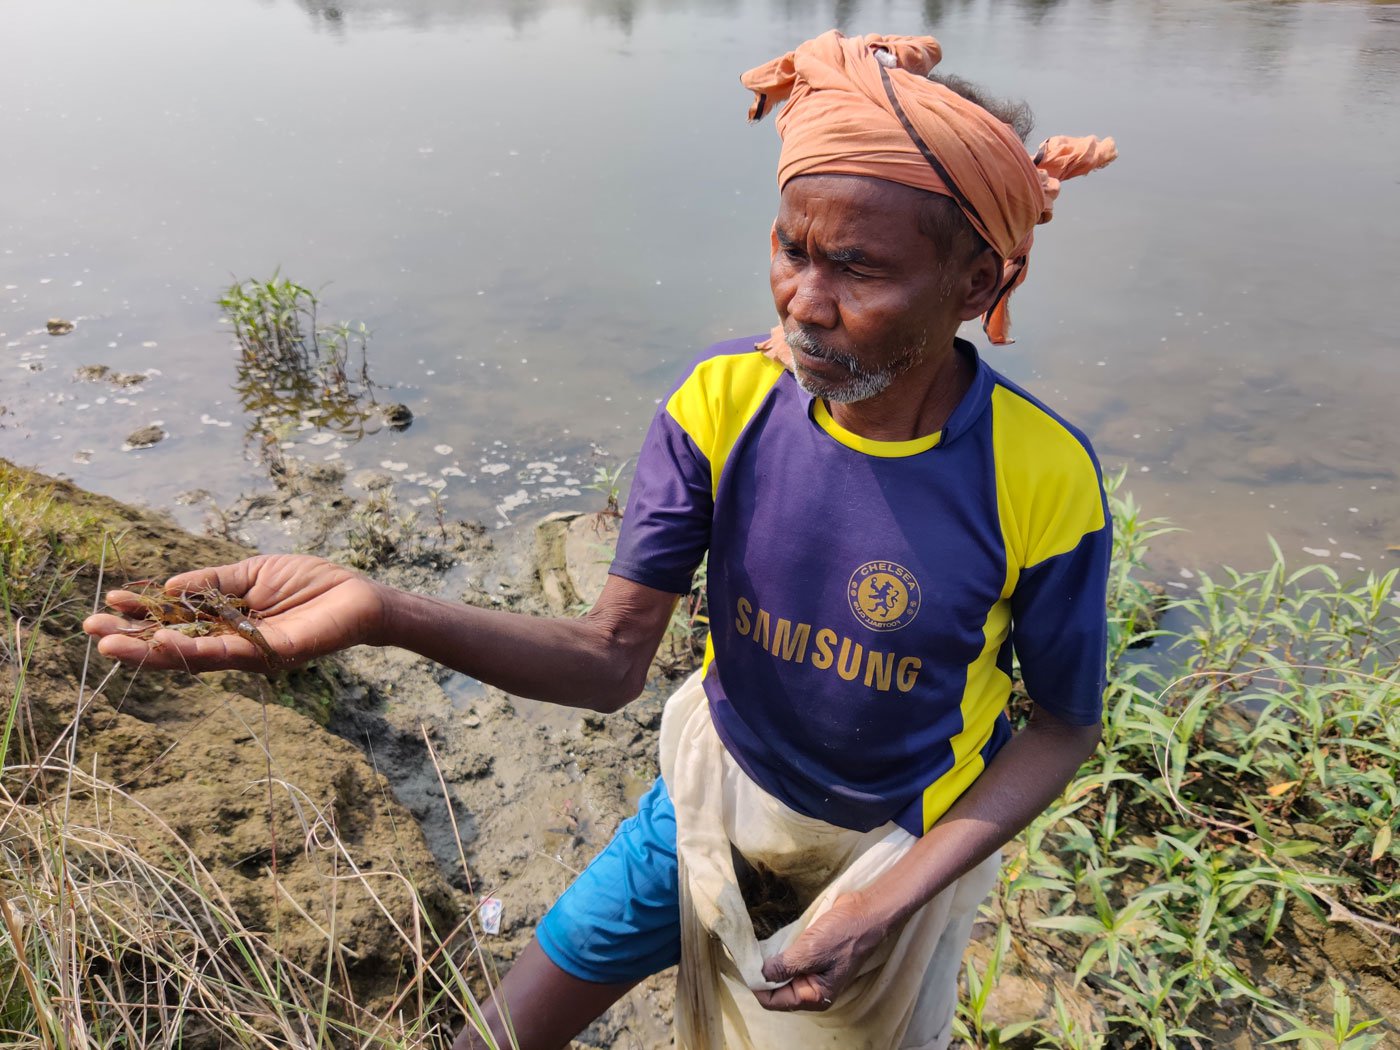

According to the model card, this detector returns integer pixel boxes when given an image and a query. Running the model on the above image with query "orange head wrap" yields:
[742,30,1116,345]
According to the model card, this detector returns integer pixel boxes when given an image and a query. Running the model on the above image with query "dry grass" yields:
[0,681,504,1049]
[0,467,503,1049]
[1,755,503,1048]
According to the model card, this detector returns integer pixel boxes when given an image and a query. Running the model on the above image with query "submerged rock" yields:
[123,424,166,450]
[75,363,147,387]
[352,469,394,492]
[380,402,413,430]
[1244,444,1302,480]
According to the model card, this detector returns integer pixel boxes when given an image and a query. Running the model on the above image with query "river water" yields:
[3,0,1398,574]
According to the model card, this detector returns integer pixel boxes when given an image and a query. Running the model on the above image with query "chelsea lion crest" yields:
[848,561,921,632]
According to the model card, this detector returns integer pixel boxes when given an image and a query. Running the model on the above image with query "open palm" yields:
[84,554,385,673]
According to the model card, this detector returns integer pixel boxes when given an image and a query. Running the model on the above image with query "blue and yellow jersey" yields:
[610,336,1110,836]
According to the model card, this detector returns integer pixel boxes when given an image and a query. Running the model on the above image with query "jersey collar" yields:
[805,338,993,456]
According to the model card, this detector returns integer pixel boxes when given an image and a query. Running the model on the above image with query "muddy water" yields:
[2,0,1398,574]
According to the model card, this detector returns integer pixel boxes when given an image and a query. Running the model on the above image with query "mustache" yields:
[784,328,858,369]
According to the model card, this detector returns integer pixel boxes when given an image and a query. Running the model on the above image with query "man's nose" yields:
[785,269,839,330]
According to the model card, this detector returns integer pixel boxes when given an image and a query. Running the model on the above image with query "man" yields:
[86,30,1115,1050]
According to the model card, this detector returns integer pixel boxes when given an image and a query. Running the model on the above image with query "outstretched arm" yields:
[754,702,1101,1011]
[374,568,678,710]
[84,554,679,712]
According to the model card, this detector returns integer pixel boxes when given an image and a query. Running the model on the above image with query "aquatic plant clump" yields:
[218,274,380,455]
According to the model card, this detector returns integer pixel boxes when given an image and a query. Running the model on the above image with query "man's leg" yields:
[451,937,637,1050]
[453,777,681,1050]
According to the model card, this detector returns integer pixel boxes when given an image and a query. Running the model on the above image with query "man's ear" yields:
[957,249,1004,322]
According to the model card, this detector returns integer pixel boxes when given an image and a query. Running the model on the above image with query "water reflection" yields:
[1232,0,1301,82]
[1357,5,1400,94]
[300,0,345,29]
[292,0,1086,32]
[1007,0,1065,25]
[287,0,1400,39]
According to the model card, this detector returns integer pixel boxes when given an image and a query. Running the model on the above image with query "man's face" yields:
[770,175,968,403]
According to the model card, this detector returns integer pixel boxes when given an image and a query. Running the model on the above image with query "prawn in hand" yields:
[83,554,387,674]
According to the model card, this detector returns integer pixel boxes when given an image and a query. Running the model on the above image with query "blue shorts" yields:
[535,777,681,984]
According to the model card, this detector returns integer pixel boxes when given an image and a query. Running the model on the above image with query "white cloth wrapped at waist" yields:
[658,670,1000,1050]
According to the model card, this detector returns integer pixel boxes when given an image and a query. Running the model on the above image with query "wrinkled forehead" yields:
[775,174,940,249]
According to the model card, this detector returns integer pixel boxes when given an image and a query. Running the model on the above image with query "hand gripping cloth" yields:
[659,671,1000,1049]
[742,30,1116,345]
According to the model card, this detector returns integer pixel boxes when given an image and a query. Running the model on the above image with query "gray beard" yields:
[785,327,926,404]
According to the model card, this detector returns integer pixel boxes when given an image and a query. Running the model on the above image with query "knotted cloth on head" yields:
[742,30,1116,345]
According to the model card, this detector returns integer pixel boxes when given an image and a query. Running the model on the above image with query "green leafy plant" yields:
[584,456,630,519]
[0,465,105,627]
[342,490,460,573]
[971,478,1398,1049]
[954,923,1038,1048]
[656,555,709,677]
[1264,980,1388,1049]
[218,273,379,458]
